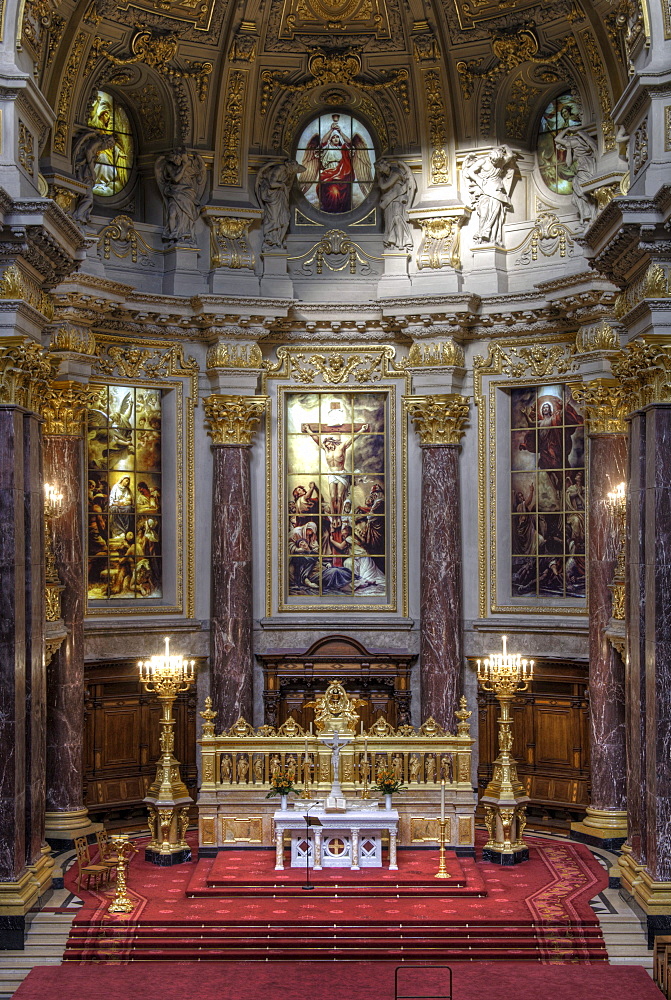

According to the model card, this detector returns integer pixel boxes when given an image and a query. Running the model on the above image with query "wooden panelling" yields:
[473,657,590,830]
[84,659,197,816]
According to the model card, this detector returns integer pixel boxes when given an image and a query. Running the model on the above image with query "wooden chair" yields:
[74,836,111,892]
[95,829,118,877]
[654,935,671,998]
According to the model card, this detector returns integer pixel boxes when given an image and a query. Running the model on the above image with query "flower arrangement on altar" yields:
[374,766,406,796]
[265,770,297,798]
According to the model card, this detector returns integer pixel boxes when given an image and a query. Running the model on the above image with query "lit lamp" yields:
[139,637,197,865]
[477,636,533,865]
[43,484,67,665]
[605,482,626,622]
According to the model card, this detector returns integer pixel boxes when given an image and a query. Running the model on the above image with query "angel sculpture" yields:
[299,114,374,214]
[154,148,206,244]
[256,158,304,249]
[71,129,117,225]
[375,158,416,250]
[462,145,519,246]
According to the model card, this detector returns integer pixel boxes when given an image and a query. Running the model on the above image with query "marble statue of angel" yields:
[375,158,416,251]
[71,129,116,225]
[255,158,305,249]
[462,145,519,245]
[154,147,206,244]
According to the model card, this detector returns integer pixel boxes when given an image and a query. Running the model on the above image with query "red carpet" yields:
[14,962,659,1000]
[63,833,609,964]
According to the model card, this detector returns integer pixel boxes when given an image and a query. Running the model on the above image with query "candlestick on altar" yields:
[434,819,451,879]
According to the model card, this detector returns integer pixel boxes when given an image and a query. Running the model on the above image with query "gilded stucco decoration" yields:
[91,30,213,102]
[511,212,577,266]
[575,321,619,353]
[112,0,218,30]
[610,340,671,409]
[219,71,247,186]
[456,29,574,100]
[0,338,55,412]
[405,394,470,445]
[571,379,628,434]
[93,341,199,399]
[206,343,263,370]
[268,346,397,385]
[415,216,462,269]
[20,0,66,68]
[203,394,268,446]
[0,264,54,318]
[54,31,87,154]
[632,117,648,175]
[49,324,96,355]
[580,29,616,151]
[403,341,465,368]
[97,215,160,265]
[614,263,671,318]
[42,380,99,436]
[205,216,256,270]
[288,229,381,276]
[278,0,391,36]
[423,70,450,185]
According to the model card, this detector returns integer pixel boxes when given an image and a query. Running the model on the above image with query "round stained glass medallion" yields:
[296,113,376,215]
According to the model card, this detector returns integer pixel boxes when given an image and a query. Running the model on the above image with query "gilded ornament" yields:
[632,117,648,175]
[504,78,540,141]
[50,324,96,356]
[456,29,571,100]
[93,342,199,389]
[574,320,619,353]
[93,30,212,102]
[42,381,98,436]
[288,228,381,276]
[280,0,390,37]
[219,71,247,186]
[0,264,53,318]
[403,341,465,368]
[412,28,439,62]
[405,393,470,445]
[423,70,450,185]
[203,394,268,446]
[500,343,576,379]
[45,583,64,622]
[206,343,263,370]
[207,216,255,270]
[128,85,165,141]
[511,212,577,266]
[415,216,461,269]
[275,345,395,385]
[571,379,628,434]
[98,215,158,265]
[54,31,87,154]
[0,338,54,413]
[50,186,77,213]
[614,263,671,318]
[18,121,35,176]
[610,339,671,409]
[581,29,616,151]
[665,106,671,153]
[229,30,257,62]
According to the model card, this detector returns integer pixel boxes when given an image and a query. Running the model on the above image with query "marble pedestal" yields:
[273,803,399,871]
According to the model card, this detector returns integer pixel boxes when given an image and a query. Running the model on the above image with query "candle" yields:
[309,721,313,735]
[305,736,309,761]
[441,778,445,822]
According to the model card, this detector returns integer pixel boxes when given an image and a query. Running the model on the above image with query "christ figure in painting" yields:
[300,420,368,514]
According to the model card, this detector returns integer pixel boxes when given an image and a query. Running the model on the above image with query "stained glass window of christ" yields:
[286,392,386,600]
[87,385,162,601]
[510,384,585,600]
[296,113,376,214]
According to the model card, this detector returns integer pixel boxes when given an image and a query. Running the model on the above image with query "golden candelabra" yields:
[107,835,138,913]
[43,483,67,667]
[139,637,197,865]
[435,819,451,879]
[477,636,533,865]
[606,481,626,622]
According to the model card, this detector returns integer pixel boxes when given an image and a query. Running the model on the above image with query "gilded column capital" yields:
[49,323,96,357]
[204,394,268,445]
[405,393,470,445]
[571,379,628,435]
[611,340,671,410]
[42,381,98,436]
[0,337,54,413]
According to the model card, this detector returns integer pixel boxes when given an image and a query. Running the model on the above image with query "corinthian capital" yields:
[42,381,98,436]
[405,393,470,445]
[571,379,628,435]
[0,337,54,413]
[203,394,268,445]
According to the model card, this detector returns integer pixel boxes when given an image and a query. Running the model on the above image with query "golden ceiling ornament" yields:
[91,29,213,102]
[405,393,470,445]
[42,380,99,436]
[280,0,391,37]
[203,393,268,446]
[260,49,409,115]
[571,379,629,435]
[456,28,572,99]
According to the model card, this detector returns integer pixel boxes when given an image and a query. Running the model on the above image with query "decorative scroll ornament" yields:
[260,49,409,116]
[97,215,158,266]
[91,30,213,101]
[405,393,470,445]
[93,342,199,394]
[205,217,256,270]
[511,212,577,266]
[207,343,263,370]
[203,394,268,445]
[42,381,98,436]
[53,31,87,154]
[219,71,247,186]
[402,340,465,369]
[414,216,462,270]
[228,716,256,737]
[610,340,671,409]
[575,320,619,353]
[271,346,396,385]
[499,344,576,379]
[571,379,629,434]
[304,679,365,735]
[288,228,381,275]
[456,29,573,99]
[0,339,54,413]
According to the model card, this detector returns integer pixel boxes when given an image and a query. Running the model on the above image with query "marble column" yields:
[570,381,628,848]
[42,381,98,848]
[406,394,469,729]
[204,395,267,728]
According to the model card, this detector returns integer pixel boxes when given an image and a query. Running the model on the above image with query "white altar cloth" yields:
[273,802,399,871]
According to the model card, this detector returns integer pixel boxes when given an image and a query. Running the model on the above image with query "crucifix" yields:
[319,730,352,806]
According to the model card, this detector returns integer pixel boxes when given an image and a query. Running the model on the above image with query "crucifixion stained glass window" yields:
[87,384,162,600]
[286,392,386,600]
[510,384,586,599]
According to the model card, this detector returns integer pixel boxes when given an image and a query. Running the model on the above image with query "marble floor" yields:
[0,832,653,999]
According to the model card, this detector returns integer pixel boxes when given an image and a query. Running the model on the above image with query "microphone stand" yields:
[302,802,321,892]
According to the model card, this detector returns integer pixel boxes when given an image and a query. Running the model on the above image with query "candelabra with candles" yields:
[477,636,533,864]
[139,637,197,865]
[44,484,64,619]
[606,482,626,622]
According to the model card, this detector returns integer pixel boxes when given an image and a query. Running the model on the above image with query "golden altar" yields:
[197,682,476,855]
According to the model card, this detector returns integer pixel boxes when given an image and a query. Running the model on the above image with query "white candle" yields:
[441,778,445,822]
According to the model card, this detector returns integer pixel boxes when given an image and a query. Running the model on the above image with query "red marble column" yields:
[572,431,628,846]
[43,432,89,846]
[205,394,266,730]
[420,443,463,728]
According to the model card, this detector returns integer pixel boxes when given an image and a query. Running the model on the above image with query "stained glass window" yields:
[537,92,584,195]
[286,392,386,599]
[87,385,162,600]
[296,113,375,214]
[87,91,134,197]
[510,384,586,599]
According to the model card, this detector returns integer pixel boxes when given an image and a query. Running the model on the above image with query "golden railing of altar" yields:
[196,682,476,854]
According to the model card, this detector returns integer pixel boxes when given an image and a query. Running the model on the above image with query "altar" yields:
[273,802,399,870]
